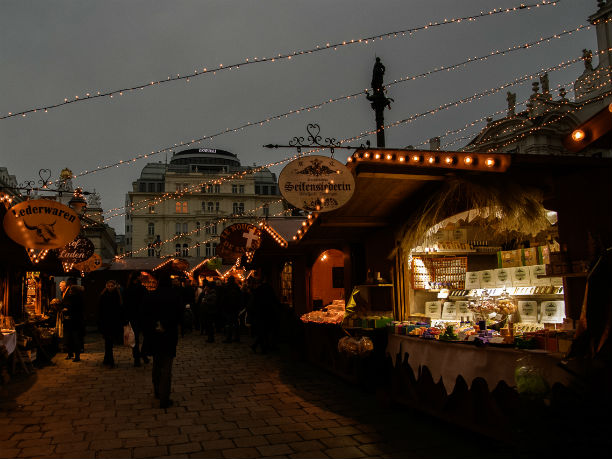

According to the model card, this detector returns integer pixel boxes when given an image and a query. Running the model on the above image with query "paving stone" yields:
[265,432,303,444]
[96,448,133,458]
[321,436,360,448]
[233,435,269,448]
[169,442,203,454]
[325,446,366,459]
[290,450,330,458]
[221,447,261,458]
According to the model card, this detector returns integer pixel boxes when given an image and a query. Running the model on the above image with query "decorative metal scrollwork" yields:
[38,169,52,188]
[287,124,341,156]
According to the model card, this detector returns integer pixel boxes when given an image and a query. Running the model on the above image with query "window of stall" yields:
[311,249,344,310]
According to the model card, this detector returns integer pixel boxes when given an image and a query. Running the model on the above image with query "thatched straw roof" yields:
[397,175,551,254]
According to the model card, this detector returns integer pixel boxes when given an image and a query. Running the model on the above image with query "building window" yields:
[147,244,155,257]
[232,184,238,194]
[270,185,276,195]
[214,184,220,193]
[148,222,155,236]
[139,182,146,192]
[233,202,244,214]
[196,243,201,257]
[175,201,188,213]
[207,201,214,212]
[205,242,212,257]
[182,222,188,234]
[255,185,261,194]
[175,202,181,213]
[215,202,220,212]
[263,205,269,218]
[239,185,245,194]
[157,183,163,192]
[175,244,181,256]
[175,222,181,235]
[205,222,211,235]
[148,205,155,214]
[211,223,217,235]
[182,202,188,213]
[196,221,201,236]
[182,244,189,257]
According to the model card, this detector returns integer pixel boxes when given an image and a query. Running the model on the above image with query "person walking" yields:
[250,274,279,354]
[123,272,149,367]
[197,282,218,342]
[97,280,124,368]
[62,277,85,362]
[148,273,182,409]
[222,276,242,343]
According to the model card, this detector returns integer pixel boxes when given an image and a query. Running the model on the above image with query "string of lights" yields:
[100,51,598,221]
[65,22,587,185]
[116,205,293,259]
[1,0,558,121]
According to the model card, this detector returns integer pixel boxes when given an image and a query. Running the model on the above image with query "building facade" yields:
[125,148,286,258]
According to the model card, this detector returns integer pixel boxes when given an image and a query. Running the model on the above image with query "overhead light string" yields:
[0,0,559,121]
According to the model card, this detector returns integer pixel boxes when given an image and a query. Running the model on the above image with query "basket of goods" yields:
[337,336,374,357]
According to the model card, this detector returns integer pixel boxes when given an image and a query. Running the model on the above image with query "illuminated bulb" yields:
[444,156,454,164]
[464,156,474,165]
[374,153,380,159]
[364,153,370,158]
[427,156,435,164]
[386,154,392,160]
[571,129,585,142]
[485,158,496,167]
[399,156,405,162]
[347,156,353,162]
[412,155,420,162]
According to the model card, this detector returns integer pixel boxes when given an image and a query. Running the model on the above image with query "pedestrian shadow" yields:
[0,372,38,411]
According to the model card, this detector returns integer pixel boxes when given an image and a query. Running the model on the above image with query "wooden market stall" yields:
[287,148,612,438]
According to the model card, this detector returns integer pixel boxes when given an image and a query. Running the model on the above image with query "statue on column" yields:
[366,57,393,147]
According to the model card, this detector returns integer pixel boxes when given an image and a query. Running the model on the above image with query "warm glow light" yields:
[412,155,420,162]
[444,156,454,164]
[321,254,328,261]
[374,153,381,159]
[571,129,585,142]
[399,156,405,162]
[485,157,496,167]
[464,156,473,165]
[364,153,370,158]
[386,154,392,160]
[427,156,435,164]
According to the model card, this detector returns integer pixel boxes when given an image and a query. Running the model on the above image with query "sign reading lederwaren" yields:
[279,155,355,212]
[3,199,81,249]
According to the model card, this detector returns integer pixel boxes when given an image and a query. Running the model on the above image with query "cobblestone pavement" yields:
[0,332,507,459]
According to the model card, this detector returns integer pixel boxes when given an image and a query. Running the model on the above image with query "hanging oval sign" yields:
[58,236,95,264]
[2,199,81,249]
[278,155,355,212]
[74,252,102,273]
[219,223,262,254]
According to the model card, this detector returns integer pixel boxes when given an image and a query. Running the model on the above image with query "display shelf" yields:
[538,272,587,278]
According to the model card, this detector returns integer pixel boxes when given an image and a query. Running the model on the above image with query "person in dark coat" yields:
[222,276,243,343]
[148,273,182,409]
[197,282,218,342]
[62,277,86,362]
[250,274,279,354]
[97,280,124,368]
[123,271,149,367]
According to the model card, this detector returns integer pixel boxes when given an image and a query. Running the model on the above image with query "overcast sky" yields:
[0,0,599,233]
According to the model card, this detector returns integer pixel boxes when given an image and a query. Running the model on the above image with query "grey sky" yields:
[0,0,598,233]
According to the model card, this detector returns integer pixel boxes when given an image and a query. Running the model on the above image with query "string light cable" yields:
[71,21,591,190]
[1,0,559,121]
[99,49,603,221]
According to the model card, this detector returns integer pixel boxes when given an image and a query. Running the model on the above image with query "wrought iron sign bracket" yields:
[264,123,370,158]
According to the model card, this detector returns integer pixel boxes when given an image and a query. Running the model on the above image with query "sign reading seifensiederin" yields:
[279,155,355,212]
[3,199,81,249]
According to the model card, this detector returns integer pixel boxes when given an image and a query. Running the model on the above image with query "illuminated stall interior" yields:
[311,249,344,310]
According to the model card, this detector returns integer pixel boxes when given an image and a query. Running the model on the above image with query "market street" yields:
[0,332,510,459]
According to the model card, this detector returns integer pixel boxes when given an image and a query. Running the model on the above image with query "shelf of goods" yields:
[411,256,467,290]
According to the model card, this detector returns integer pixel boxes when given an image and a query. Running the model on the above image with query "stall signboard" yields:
[465,271,480,289]
[517,300,538,323]
[540,300,565,324]
[455,301,472,321]
[424,301,442,319]
[58,236,95,264]
[3,199,80,249]
[494,268,512,287]
[479,270,496,288]
[441,302,458,320]
[218,223,262,255]
[510,266,531,287]
[529,264,551,286]
[74,253,102,272]
[278,155,355,212]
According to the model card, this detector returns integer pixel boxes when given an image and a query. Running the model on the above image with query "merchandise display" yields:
[300,300,346,325]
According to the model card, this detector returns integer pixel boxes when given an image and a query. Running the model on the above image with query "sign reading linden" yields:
[3,199,81,249]
[279,155,355,212]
